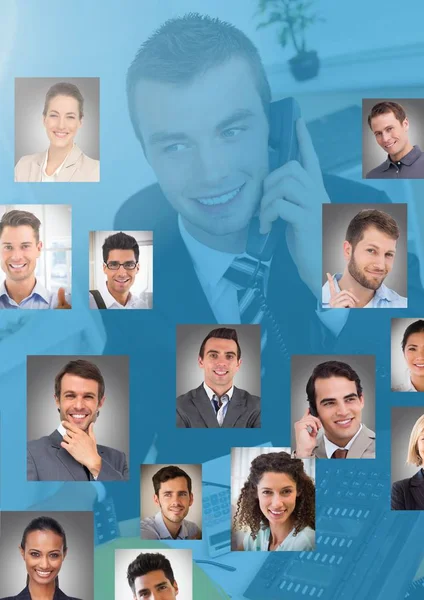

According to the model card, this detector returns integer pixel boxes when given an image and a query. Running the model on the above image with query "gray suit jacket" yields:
[27,430,128,481]
[313,424,376,458]
[14,145,100,182]
[176,385,260,428]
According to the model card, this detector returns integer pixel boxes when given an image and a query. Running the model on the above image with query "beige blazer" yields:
[314,424,376,459]
[14,145,100,182]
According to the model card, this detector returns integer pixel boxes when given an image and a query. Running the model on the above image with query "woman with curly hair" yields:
[233,451,315,551]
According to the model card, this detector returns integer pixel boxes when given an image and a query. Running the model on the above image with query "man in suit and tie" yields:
[293,360,375,459]
[105,13,423,517]
[27,359,128,480]
[177,327,260,428]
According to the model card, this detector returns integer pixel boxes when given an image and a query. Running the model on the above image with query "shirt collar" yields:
[178,214,238,288]
[100,282,135,308]
[154,511,188,539]
[0,279,50,304]
[324,423,363,457]
[382,145,422,170]
[57,422,66,437]
[329,273,392,305]
[203,382,234,401]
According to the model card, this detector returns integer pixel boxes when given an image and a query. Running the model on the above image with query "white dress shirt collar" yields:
[203,382,234,401]
[324,423,363,458]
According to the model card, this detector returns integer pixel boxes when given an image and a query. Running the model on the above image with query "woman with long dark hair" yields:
[0,516,81,600]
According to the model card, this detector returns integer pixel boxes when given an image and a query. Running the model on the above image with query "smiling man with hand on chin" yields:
[27,359,128,481]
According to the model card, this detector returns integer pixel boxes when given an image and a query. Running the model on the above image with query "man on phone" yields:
[108,12,421,475]
[293,360,375,459]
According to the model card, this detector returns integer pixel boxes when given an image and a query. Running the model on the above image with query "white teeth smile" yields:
[196,186,242,206]
[36,570,52,576]
[336,419,352,425]
[54,132,68,137]
[269,509,286,515]
[415,364,424,367]
[10,263,26,268]
[71,414,87,419]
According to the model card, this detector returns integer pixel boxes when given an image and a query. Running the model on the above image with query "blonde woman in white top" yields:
[15,82,99,182]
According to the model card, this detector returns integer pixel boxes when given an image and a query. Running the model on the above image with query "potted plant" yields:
[256,0,324,81]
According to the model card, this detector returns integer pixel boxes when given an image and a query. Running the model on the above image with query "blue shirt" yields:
[322,273,407,308]
[141,511,201,540]
[0,280,71,309]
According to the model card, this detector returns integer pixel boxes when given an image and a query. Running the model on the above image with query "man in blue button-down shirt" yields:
[322,209,407,308]
[0,209,71,309]
[141,465,202,540]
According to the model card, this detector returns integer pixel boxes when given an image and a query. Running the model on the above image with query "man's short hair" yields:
[127,12,271,145]
[407,414,424,466]
[345,209,399,251]
[54,359,105,399]
[199,327,241,360]
[152,465,192,496]
[367,101,406,129]
[127,552,175,594]
[0,210,41,242]
[102,231,139,263]
[306,360,363,415]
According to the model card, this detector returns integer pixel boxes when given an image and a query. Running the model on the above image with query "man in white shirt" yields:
[0,209,71,309]
[89,231,148,309]
[176,327,261,428]
[294,360,375,459]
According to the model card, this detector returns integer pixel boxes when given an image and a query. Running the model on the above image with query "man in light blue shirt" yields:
[322,209,407,308]
[0,209,71,309]
[141,465,202,540]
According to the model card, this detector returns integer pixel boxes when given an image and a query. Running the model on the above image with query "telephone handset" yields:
[246,97,301,262]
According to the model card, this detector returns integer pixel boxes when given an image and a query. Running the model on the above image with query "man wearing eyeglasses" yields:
[89,231,148,309]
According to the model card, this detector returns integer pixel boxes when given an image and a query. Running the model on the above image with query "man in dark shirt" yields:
[366,101,424,179]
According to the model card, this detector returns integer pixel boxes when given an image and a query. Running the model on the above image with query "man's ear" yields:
[359,394,365,409]
[189,493,194,507]
[343,240,352,261]
[55,395,60,410]
[98,395,106,410]
[154,494,160,507]
[173,580,179,596]
[403,117,409,132]
[198,355,204,369]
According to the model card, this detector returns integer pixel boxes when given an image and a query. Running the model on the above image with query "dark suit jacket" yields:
[27,430,128,481]
[177,385,260,428]
[105,174,424,519]
[391,469,424,510]
[0,585,81,600]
